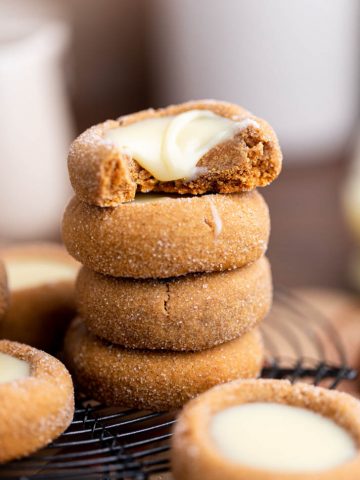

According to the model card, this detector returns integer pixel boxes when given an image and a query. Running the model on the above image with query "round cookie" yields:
[77,256,272,351]
[0,261,9,323]
[0,340,74,463]
[62,191,270,278]
[68,99,282,207]
[64,318,264,411]
[172,379,360,480]
[0,243,79,352]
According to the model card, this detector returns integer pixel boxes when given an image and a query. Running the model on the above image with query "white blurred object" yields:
[343,134,360,244]
[0,0,73,240]
[149,0,360,162]
[343,128,360,290]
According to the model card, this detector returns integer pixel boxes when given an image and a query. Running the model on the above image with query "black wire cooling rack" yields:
[0,287,358,480]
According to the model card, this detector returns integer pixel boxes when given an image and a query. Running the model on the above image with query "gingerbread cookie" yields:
[0,244,79,352]
[62,191,269,278]
[0,340,74,463]
[64,318,263,411]
[77,256,272,351]
[68,100,282,207]
[0,261,8,323]
[172,379,360,480]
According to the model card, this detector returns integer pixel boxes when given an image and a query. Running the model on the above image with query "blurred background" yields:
[1,0,360,289]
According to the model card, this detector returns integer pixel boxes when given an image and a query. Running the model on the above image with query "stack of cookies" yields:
[62,100,282,411]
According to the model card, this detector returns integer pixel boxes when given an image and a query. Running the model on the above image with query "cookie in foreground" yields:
[172,379,360,480]
[0,340,74,463]
[68,99,282,206]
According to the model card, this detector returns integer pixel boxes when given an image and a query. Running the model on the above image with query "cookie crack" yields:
[163,283,170,316]
[203,217,213,230]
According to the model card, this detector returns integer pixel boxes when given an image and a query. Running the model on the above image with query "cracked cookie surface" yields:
[76,257,272,351]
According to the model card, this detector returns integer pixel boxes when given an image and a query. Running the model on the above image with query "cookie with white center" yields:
[172,379,360,480]
[0,340,74,463]
[0,244,79,352]
[68,100,282,207]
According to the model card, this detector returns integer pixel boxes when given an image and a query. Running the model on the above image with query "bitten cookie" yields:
[62,191,270,278]
[0,244,79,352]
[68,100,282,206]
[0,261,8,323]
[77,256,272,351]
[172,379,360,480]
[64,318,263,411]
[0,340,74,463]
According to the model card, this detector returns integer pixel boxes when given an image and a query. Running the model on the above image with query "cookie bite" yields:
[62,191,270,278]
[64,318,263,411]
[77,256,272,351]
[0,261,8,323]
[172,379,360,480]
[0,244,79,352]
[68,100,282,207]
[0,340,74,464]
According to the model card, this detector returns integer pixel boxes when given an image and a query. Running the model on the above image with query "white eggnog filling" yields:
[0,352,30,383]
[105,110,258,182]
[210,402,357,472]
[6,259,78,290]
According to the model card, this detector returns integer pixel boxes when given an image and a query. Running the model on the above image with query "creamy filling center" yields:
[210,402,357,472]
[105,110,258,182]
[0,352,30,383]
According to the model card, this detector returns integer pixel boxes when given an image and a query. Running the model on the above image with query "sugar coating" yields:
[64,319,263,412]
[67,99,282,207]
[76,257,272,351]
[172,379,360,480]
[0,340,74,463]
[62,191,270,279]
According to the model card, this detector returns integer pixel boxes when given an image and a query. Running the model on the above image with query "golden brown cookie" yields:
[0,261,8,323]
[172,379,360,480]
[76,256,272,351]
[0,340,74,463]
[62,191,270,278]
[64,318,264,411]
[0,243,79,352]
[68,100,282,207]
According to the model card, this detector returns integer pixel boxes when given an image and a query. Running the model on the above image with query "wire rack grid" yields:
[0,287,358,480]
